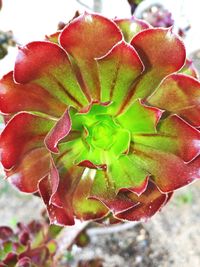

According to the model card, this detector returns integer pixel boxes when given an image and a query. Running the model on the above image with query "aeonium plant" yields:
[0,13,200,226]
[0,220,61,266]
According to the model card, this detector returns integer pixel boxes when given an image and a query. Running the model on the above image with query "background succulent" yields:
[0,219,61,266]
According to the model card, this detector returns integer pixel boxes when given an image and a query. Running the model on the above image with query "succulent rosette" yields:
[0,221,60,266]
[140,4,174,28]
[0,13,200,226]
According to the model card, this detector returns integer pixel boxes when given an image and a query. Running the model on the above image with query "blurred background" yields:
[0,1,200,266]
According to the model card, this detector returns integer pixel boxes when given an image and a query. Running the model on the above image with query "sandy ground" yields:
[0,178,43,227]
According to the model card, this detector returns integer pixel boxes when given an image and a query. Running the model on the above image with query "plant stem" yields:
[87,221,139,236]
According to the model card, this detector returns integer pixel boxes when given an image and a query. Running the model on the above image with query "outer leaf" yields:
[14,41,88,109]
[60,12,122,101]
[130,144,200,192]
[115,181,170,221]
[114,17,150,42]
[7,148,50,193]
[48,140,85,225]
[38,176,74,226]
[0,112,54,170]
[148,74,200,127]
[97,41,144,114]
[117,28,186,112]
[134,115,200,163]
[0,71,66,117]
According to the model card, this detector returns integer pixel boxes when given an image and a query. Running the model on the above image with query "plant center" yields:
[70,104,131,162]
[89,118,117,150]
